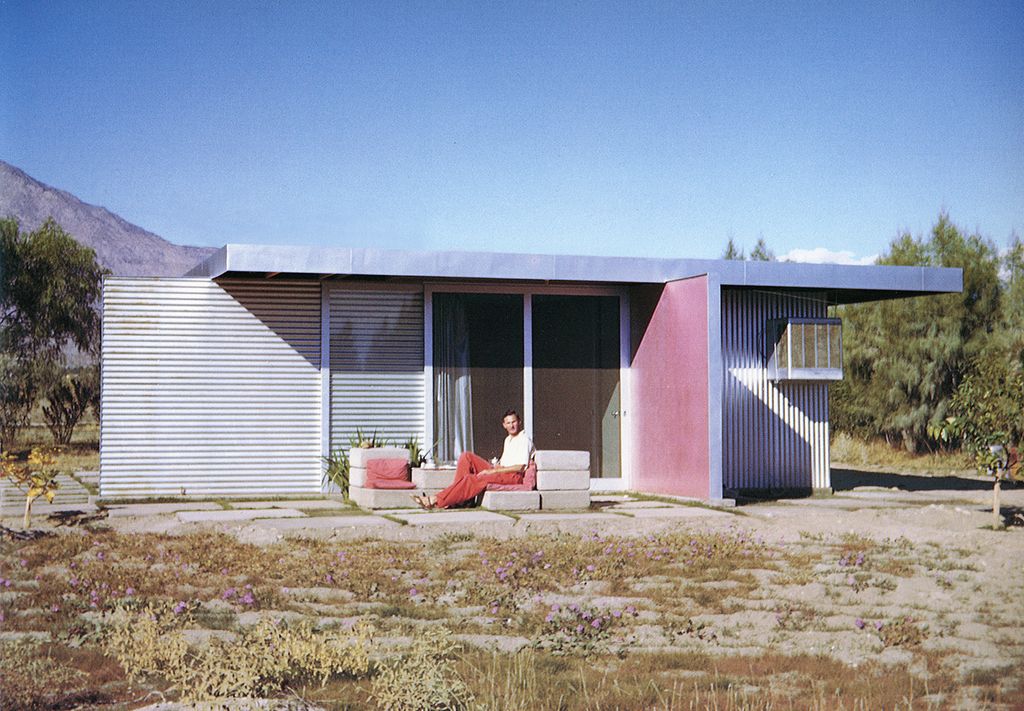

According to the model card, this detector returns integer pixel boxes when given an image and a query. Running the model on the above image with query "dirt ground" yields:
[2,465,1022,709]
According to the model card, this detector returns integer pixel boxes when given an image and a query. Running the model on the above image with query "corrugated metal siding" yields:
[329,288,425,452]
[101,278,322,496]
[721,289,830,490]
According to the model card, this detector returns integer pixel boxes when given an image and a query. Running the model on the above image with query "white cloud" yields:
[779,247,878,266]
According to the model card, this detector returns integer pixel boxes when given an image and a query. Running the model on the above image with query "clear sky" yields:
[2,1,1021,263]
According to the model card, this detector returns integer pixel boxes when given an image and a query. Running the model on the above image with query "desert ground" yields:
[1,465,1022,710]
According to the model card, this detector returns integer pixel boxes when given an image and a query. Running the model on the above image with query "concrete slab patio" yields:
[176,508,307,523]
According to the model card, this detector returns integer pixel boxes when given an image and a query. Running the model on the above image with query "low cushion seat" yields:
[485,461,536,492]
[365,458,413,490]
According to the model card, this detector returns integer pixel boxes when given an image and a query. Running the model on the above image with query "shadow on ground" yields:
[831,467,995,492]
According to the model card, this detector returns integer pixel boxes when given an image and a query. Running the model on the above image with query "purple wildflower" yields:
[874,621,884,631]
[854,618,865,630]
[575,625,585,634]
[325,574,334,584]
[222,588,236,600]
[590,618,602,629]
[125,587,136,596]
[240,592,255,606]
[585,564,595,572]
[545,613,556,623]
[173,601,187,615]
[409,588,418,597]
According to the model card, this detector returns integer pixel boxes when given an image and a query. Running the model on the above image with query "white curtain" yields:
[434,294,473,462]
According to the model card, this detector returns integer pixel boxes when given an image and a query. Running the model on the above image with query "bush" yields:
[43,366,98,445]
[369,626,473,711]
[104,604,373,702]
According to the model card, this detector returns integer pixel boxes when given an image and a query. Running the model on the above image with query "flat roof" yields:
[186,244,962,304]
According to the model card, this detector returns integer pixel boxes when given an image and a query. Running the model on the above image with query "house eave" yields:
[185,243,963,303]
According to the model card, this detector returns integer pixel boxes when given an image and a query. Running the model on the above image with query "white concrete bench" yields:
[348,448,592,511]
[481,449,591,511]
[347,447,417,509]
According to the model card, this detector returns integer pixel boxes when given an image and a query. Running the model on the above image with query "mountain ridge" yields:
[0,160,216,276]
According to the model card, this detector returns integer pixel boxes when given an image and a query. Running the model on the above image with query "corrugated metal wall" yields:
[721,288,831,491]
[101,278,323,496]
[328,287,425,453]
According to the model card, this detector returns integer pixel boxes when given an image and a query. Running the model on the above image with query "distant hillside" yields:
[0,160,215,276]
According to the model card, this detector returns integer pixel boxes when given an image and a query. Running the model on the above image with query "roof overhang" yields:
[186,244,962,305]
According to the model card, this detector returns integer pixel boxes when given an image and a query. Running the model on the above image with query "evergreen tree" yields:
[722,238,745,260]
[750,237,774,261]
[832,213,1002,452]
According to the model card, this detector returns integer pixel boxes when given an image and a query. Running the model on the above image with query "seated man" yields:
[414,409,534,509]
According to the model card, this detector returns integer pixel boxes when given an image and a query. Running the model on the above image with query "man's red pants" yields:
[435,452,523,508]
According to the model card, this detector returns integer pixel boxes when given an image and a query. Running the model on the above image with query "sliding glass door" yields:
[431,290,621,479]
[433,293,523,462]
[532,295,621,478]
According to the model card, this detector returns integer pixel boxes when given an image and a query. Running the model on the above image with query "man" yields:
[413,409,534,509]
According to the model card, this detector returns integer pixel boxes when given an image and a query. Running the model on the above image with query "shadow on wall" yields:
[219,279,323,369]
[831,467,998,492]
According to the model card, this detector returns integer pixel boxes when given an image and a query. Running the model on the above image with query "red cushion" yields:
[487,462,536,492]
[365,479,416,490]
[365,458,411,489]
[521,461,537,489]
[485,482,532,491]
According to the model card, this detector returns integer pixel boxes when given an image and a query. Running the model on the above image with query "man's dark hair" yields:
[502,409,520,421]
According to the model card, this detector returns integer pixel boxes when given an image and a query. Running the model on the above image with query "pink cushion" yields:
[486,462,536,492]
[521,461,537,489]
[365,458,411,489]
[365,479,416,490]
[485,482,532,491]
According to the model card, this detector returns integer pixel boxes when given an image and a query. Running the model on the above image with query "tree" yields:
[43,366,99,445]
[930,337,1024,528]
[749,237,775,261]
[832,213,1002,452]
[0,218,106,449]
[1,217,105,360]
[0,447,59,529]
[722,238,745,260]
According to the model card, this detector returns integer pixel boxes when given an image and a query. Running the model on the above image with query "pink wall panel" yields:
[630,277,710,497]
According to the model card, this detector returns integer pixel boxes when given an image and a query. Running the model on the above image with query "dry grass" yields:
[1,523,1021,709]
[831,432,972,471]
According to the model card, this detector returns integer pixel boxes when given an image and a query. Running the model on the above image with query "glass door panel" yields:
[532,295,621,478]
[433,293,523,462]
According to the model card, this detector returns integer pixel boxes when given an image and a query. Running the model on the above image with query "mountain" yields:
[0,160,216,276]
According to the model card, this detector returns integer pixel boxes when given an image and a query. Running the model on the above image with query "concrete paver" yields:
[231,500,349,510]
[608,500,682,509]
[516,512,624,522]
[613,506,729,519]
[176,508,306,523]
[105,502,223,517]
[249,515,399,529]
[390,510,514,526]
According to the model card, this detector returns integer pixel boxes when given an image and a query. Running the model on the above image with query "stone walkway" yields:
[0,490,744,541]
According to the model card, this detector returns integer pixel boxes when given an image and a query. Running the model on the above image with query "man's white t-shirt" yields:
[499,433,534,467]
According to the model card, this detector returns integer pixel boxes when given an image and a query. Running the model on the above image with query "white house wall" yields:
[328,286,425,454]
[100,278,323,496]
[721,289,830,491]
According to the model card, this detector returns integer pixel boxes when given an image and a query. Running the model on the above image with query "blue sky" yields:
[2,1,1021,262]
